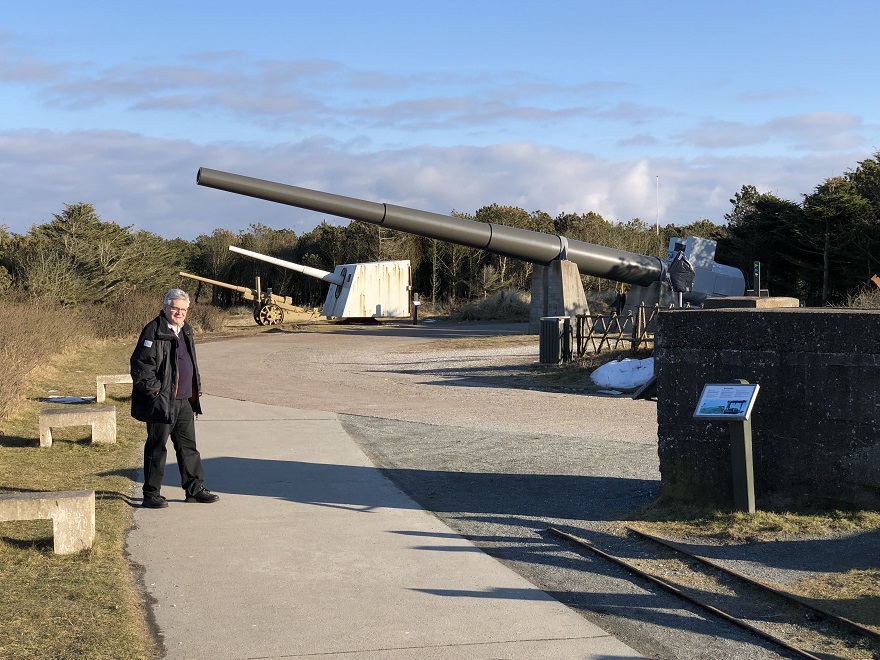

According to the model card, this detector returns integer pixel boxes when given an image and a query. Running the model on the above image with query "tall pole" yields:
[655,175,660,236]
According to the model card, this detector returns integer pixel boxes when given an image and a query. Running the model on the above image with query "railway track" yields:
[548,526,880,660]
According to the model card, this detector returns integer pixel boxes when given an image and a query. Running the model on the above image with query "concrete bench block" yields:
[96,373,133,403]
[39,406,117,447]
[0,490,96,554]
[702,296,800,309]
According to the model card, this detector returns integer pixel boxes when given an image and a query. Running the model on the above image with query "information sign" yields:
[693,383,760,421]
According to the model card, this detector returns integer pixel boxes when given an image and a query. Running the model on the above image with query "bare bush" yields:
[586,286,625,315]
[0,293,229,422]
[0,301,94,421]
[452,288,530,321]
[82,291,229,338]
[187,302,226,332]
[89,291,162,339]
[845,284,880,309]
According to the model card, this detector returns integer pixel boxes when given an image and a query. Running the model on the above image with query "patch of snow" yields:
[591,357,654,390]
[41,396,97,404]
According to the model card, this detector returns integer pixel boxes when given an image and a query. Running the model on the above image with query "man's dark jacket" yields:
[130,311,203,423]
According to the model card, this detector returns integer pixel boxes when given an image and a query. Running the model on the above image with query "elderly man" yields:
[131,289,219,508]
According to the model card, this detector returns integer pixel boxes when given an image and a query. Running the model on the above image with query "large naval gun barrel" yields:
[197,168,746,301]
[197,168,663,287]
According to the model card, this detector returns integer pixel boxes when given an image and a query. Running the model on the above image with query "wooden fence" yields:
[575,303,661,356]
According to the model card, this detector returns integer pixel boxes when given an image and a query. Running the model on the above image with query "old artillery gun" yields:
[228,246,411,320]
[196,168,745,328]
[181,244,411,325]
[179,271,300,325]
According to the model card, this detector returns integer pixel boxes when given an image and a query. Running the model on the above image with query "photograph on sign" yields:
[693,383,760,421]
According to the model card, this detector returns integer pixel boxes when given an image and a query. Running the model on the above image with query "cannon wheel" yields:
[253,306,264,325]
[258,304,284,326]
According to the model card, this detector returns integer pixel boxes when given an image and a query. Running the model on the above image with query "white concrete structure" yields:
[0,490,95,554]
[96,373,132,403]
[39,406,116,447]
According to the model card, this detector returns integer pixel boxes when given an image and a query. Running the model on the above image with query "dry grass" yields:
[450,288,530,321]
[0,301,94,422]
[631,504,880,634]
[635,505,880,542]
[845,283,880,309]
[0,296,232,659]
[88,291,228,339]
[791,568,880,631]
[0,338,158,660]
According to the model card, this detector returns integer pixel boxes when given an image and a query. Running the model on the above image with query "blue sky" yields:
[2,1,878,240]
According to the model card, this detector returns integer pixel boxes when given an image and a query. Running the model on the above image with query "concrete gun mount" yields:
[196,167,746,327]
[180,271,298,325]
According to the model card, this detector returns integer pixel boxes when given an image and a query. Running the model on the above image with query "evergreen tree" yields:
[722,186,807,299]
[6,203,182,303]
[802,176,872,304]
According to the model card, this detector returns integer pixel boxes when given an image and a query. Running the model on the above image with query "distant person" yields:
[130,289,219,508]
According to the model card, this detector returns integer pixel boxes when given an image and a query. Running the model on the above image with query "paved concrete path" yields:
[128,395,645,659]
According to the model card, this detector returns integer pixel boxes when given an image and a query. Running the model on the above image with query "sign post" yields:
[412,293,421,325]
[693,380,760,513]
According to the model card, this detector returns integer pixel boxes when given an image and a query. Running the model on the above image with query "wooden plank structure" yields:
[575,302,661,356]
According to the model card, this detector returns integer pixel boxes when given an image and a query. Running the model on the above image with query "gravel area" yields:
[197,319,875,660]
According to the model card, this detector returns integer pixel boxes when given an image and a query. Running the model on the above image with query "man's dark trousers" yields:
[143,398,205,497]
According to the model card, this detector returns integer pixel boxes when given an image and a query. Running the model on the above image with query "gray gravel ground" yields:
[197,319,875,660]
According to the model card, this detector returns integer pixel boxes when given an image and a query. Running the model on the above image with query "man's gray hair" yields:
[164,289,190,306]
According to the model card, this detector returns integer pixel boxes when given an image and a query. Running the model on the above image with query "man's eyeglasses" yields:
[167,305,189,314]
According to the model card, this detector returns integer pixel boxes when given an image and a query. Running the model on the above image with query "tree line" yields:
[723,153,880,304]
[2,152,879,309]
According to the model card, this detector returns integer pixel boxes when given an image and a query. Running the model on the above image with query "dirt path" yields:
[198,321,658,443]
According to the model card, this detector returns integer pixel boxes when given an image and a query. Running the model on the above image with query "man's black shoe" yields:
[185,488,219,504]
[143,494,168,509]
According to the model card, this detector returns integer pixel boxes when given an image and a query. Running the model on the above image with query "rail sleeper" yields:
[96,373,133,403]
[39,406,117,447]
[0,490,96,554]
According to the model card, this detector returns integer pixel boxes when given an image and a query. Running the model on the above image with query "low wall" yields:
[655,307,880,510]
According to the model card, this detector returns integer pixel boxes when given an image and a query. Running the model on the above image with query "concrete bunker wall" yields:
[655,307,880,510]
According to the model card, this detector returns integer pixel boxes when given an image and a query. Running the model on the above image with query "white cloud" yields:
[678,112,867,152]
[1,129,870,241]
[3,49,660,146]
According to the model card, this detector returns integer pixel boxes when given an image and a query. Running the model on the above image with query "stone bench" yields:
[0,490,96,554]
[96,373,132,403]
[39,406,117,447]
